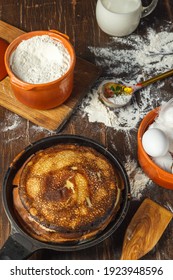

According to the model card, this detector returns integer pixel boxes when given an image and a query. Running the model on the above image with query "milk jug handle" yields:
[141,0,158,18]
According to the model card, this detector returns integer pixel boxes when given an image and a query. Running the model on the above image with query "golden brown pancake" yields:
[13,144,123,243]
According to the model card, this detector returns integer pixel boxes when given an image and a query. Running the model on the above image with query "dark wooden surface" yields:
[0,0,173,260]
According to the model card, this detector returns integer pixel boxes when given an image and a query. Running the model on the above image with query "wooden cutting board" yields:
[0,20,101,130]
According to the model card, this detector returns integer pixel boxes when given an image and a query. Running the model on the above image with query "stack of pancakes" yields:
[13,144,123,243]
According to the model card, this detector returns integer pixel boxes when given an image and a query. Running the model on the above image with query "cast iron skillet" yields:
[0,135,131,259]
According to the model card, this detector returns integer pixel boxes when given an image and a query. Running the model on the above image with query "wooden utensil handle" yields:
[140,69,173,88]
[121,198,173,260]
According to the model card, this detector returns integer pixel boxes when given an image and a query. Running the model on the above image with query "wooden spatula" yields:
[121,198,173,260]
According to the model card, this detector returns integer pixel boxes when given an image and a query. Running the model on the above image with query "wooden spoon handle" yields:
[121,198,173,260]
[139,69,173,88]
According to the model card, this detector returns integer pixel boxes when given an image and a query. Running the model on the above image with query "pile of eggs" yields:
[142,98,173,174]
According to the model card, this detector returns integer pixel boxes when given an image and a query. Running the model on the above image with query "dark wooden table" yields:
[0,0,173,260]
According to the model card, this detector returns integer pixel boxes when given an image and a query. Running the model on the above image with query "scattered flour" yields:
[1,112,55,143]
[81,87,149,131]
[80,23,173,199]
[1,112,22,132]
[91,26,173,77]
[124,156,151,200]
[10,35,70,84]
[81,26,173,131]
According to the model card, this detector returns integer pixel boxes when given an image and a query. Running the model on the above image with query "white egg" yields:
[161,107,173,126]
[152,152,173,173]
[159,98,173,128]
[142,128,169,157]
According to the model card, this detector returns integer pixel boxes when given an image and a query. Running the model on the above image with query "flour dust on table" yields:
[1,111,55,143]
[81,24,173,131]
[1,112,22,132]
[125,155,151,200]
[80,23,173,200]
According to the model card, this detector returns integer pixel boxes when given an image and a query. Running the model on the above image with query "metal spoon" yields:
[98,68,173,108]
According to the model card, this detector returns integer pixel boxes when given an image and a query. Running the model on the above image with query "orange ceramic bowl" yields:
[4,30,76,110]
[138,107,173,190]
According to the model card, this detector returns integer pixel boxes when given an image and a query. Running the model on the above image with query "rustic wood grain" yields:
[0,0,173,260]
[121,198,173,260]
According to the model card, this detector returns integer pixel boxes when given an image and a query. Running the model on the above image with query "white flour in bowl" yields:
[10,35,70,84]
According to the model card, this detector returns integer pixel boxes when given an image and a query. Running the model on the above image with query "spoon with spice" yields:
[0,38,9,81]
[98,68,173,108]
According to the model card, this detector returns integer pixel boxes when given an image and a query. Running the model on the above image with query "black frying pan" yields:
[0,135,130,259]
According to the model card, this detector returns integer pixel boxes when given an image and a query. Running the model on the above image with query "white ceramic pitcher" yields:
[96,0,158,37]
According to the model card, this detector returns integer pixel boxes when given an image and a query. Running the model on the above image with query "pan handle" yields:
[0,232,38,260]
